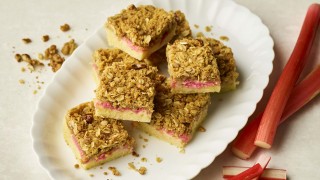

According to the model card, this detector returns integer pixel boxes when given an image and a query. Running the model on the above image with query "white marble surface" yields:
[0,0,319,179]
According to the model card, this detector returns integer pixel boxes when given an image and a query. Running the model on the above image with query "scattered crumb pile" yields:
[128,162,147,175]
[14,23,78,73]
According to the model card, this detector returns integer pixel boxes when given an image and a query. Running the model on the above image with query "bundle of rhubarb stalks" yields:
[224,3,320,180]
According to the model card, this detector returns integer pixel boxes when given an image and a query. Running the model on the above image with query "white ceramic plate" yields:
[32,0,274,179]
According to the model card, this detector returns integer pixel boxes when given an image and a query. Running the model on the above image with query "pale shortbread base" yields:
[135,104,209,148]
[171,80,221,94]
[63,120,132,169]
[106,26,176,60]
[95,104,152,122]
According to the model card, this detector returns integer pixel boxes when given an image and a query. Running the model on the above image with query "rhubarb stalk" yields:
[227,154,271,180]
[232,65,320,159]
[223,166,287,180]
[255,4,320,149]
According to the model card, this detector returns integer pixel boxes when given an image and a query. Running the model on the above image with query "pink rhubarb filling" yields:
[166,130,191,143]
[95,100,149,114]
[71,134,131,164]
[122,37,148,53]
[172,80,220,88]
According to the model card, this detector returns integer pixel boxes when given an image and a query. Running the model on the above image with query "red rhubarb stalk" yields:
[227,164,263,180]
[232,65,320,159]
[223,166,287,180]
[255,4,320,149]
[228,154,271,180]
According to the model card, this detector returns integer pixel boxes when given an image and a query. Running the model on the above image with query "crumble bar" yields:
[166,38,221,93]
[206,38,239,92]
[64,102,134,169]
[135,80,211,148]
[94,62,158,122]
[106,4,177,60]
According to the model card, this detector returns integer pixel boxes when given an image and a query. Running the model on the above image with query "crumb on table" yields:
[205,26,212,32]
[61,39,77,55]
[108,166,121,176]
[60,23,70,32]
[219,36,229,41]
[132,151,140,157]
[156,157,162,163]
[42,35,50,42]
[198,126,206,132]
[128,162,147,175]
[22,38,32,44]
[19,79,25,84]
[141,157,147,162]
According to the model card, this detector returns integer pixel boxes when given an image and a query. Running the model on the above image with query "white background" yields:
[0,0,319,179]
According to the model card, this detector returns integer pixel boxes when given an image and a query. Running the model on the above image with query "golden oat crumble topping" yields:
[149,81,210,136]
[66,102,134,161]
[138,166,147,175]
[61,39,77,56]
[96,62,157,112]
[172,10,192,40]
[205,38,239,86]
[166,38,220,82]
[107,4,176,47]
[93,48,148,76]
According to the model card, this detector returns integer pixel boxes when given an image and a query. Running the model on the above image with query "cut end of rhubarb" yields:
[254,141,271,149]
[231,147,250,160]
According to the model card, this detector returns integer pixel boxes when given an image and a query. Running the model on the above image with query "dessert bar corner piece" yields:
[64,102,134,169]
[167,38,221,93]
[206,38,239,92]
[135,81,211,148]
[106,4,177,60]
[94,62,158,122]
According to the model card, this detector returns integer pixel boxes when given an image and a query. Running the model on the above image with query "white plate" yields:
[32,0,274,179]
